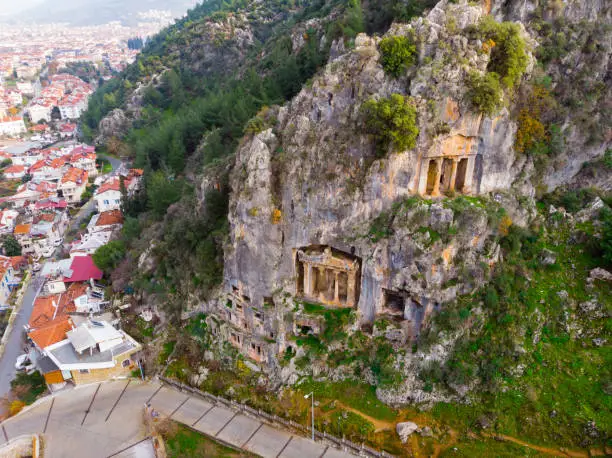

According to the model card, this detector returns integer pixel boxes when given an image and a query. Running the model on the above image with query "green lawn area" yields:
[96,157,113,174]
[163,423,256,457]
[297,379,398,422]
[439,436,548,457]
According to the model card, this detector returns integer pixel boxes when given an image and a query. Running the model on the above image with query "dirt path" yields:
[482,433,594,458]
[330,403,597,458]
[334,401,395,432]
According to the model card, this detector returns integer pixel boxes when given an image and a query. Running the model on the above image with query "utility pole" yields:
[304,392,314,441]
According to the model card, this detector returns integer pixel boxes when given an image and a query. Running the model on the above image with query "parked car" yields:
[15,354,30,371]
[52,238,63,247]
[32,262,42,272]
[41,246,55,258]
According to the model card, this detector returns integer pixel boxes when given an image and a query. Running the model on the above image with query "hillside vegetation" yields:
[84,0,611,455]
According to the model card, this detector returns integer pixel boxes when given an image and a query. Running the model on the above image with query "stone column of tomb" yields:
[303,262,311,296]
[463,155,476,194]
[432,158,443,196]
[347,271,356,307]
[334,271,340,304]
[449,158,459,191]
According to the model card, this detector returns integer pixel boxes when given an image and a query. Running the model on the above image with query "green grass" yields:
[425,209,612,449]
[159,340,177,364]
[439,436,548,457]
[164,423,254,457]
[96,157,113,174]
[297,380,398,422]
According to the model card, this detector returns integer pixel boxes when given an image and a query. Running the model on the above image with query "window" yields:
[115,199,120,204]
[104,200,109,205]
[122,359,130,368]
[79,369,90,374]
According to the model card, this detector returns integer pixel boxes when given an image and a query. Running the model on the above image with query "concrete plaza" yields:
[0,380,356,457]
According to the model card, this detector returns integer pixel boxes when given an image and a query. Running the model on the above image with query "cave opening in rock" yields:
[299,325,314,335]
[295,245,361,308]
[455,158,468,192]
[426,159,438,195]
[383,289,406,318]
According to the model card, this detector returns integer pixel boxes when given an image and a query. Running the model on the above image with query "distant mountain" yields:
[7,0,200,25]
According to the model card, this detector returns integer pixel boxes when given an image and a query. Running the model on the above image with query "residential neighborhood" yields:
[0,134,144,398]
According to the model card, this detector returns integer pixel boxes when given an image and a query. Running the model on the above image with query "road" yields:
[0,379,355,458]
[0,275,44,409]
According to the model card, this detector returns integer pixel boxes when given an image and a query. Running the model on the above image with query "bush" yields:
[515,110,549,155]
[379,35,417,77]
[10,371,46,405]
[93,240,126,273]
[9,400,25,416]
[477,16,528,88]
[601,207,612,266]
[362,93,419,155]
[466,71,502,115]
[2,235,21,256]
[604,148,612,169]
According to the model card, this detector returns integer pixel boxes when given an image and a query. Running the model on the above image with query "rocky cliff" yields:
[225,0,529,324]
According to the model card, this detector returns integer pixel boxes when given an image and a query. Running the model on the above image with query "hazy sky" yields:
[0,0,43,16]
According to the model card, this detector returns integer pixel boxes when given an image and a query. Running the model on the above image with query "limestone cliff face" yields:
[224,1,521,330]
[492,0,612,192]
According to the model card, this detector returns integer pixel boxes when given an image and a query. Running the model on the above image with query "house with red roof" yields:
[63,255,103,283]
[69,145,97,177]
[58,167,88,204]
[29,158,65,181]
[59,123,77,138]
[3,164,25,180]
[87,209,124,235]
[94,178,121,212]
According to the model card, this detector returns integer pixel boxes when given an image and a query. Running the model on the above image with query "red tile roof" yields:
[28,317,74,349]
[63,256,103,283]
[14,224,30,235]
[61,167,88,184]
[4,165,24,174]
[96,209,123,227]
[96,179,120,195]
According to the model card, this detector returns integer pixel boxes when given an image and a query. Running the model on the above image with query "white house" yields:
[0,117,26,137]
[3,165,25,179]
[28,103,52,123]
[70,231,112,258]
[0,209,19,234]
[94,179,121,212]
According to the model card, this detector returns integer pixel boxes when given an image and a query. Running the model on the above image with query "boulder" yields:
[396,421,419,443]
[588,268,612,283]
[540,249,557,265]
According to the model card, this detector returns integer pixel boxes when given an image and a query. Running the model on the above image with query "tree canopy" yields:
[379,35,417,77]
[362,94,419,155]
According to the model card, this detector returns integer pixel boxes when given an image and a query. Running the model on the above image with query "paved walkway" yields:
[0,380,355,458]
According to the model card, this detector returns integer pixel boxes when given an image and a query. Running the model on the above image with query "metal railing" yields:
[159,376,395,458]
